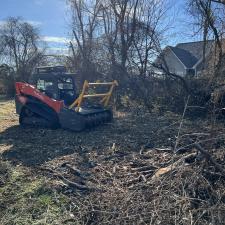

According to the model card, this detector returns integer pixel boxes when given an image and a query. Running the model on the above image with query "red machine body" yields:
[15,82,64,113]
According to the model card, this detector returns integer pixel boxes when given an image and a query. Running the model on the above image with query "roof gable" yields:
[166,41,214,69]
[169,46,198,68]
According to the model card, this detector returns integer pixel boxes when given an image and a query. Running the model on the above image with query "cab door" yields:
[57,76,77,105]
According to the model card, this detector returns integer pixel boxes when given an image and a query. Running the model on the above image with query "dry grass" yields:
[0,98,17,121]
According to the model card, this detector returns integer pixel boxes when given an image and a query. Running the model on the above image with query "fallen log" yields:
[63,163,88,179]
[38,167,97,191]
[193,142,225,174]
[130,165,158,172]
[151,153,197,179]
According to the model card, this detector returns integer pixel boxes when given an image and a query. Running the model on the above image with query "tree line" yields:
[0,0,224,113]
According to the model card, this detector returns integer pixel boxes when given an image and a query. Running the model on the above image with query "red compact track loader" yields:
[15,66,118,131]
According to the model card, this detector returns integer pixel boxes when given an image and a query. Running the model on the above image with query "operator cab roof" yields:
[30,66,78,84]
[34,66,78,77]
[35,66,67,74]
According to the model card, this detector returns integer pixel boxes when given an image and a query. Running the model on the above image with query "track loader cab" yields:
[30,66,78,106]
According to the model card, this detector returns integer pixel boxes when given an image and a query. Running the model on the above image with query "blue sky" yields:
[0,0,68,36]
[0,0,202,52]
[165,0,203,45]
[0,0,70,53]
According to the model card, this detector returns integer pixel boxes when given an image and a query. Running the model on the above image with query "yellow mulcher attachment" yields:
[66,80,118,130]
[69,80,118,111]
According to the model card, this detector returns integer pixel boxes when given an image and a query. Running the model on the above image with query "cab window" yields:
[37,79,54,91]
[58,77,73,90]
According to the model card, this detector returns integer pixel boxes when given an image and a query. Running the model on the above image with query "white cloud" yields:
[45,47,69,56]
[26,20,42,26]
[0,20,42,27]
[41,36,70,44]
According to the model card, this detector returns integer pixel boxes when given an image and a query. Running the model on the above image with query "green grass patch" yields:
[0,161,75,225]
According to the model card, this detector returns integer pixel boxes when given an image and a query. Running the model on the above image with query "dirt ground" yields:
[1,99,225,225]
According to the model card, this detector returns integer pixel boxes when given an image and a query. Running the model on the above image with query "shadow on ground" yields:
[0,124,106,166]
[0,113,180,167]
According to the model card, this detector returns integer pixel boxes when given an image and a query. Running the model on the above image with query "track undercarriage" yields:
[19,107,112,130]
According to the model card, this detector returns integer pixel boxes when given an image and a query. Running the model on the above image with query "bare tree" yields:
[0,17,44,82]
[108,0,139,70]
[127,0,167,76]
[68,0,103,81]
[67,0,169,74]
[188,0,225,83]
[66,0,177,110]
[211,0,225,5]
[100,1,118,72]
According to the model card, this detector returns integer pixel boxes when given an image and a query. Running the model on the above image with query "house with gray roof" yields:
[155,40,214,77]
